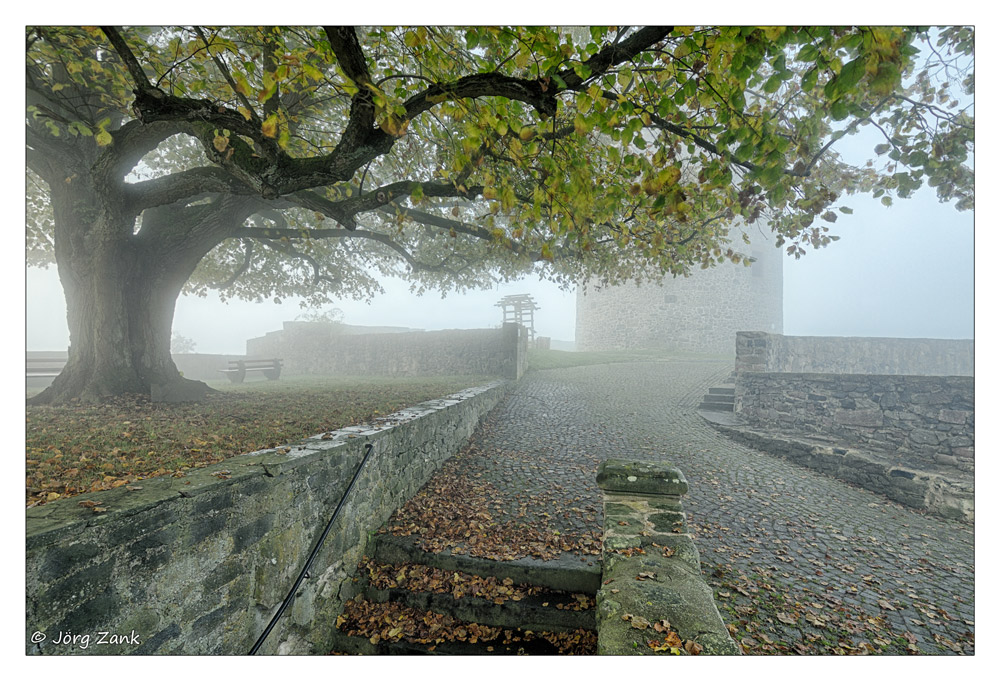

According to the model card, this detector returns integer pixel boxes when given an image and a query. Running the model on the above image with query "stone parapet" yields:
[594,459,739,655]
[735,332,974,376]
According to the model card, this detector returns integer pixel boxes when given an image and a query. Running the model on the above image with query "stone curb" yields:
[701,414,974,523]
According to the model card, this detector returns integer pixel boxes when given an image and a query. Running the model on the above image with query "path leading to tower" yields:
[382,360,974,655]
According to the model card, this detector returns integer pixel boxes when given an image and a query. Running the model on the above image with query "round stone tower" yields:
[575,224,783,355]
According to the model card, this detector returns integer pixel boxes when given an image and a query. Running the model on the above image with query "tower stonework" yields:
[575,227,783,355]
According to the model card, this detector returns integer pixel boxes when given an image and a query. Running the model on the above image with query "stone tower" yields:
[575,223,783,355]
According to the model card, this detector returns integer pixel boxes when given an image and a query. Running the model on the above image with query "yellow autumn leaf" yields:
[379,115,409,137]
[302,63,324,81]
[95,129,113,146]
[261,114,279,138]
[232,71,252,97]
[213,134,229,152]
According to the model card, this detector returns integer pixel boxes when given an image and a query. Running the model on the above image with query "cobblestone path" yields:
[390,360,974,655]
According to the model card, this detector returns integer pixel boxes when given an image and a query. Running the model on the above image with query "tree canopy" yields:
[24,25,973,402]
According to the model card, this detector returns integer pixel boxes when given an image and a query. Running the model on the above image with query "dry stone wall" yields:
[723,332,975,521]
[735,372,974,472]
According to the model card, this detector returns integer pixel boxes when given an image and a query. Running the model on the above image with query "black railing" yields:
[249,441,375,655]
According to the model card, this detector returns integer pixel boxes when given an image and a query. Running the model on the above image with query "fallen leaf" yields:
[777,612,798,625]
[630,615,650,630]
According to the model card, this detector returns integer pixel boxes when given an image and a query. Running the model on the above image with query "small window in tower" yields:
[663,294,677,304]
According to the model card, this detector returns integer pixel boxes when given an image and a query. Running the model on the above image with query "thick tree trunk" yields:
[29,194,215,405]
[31,245,213,405]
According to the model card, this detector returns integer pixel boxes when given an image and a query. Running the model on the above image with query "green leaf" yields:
[801,67,819,92]
[796,43,819,63]
[838,56,866,91]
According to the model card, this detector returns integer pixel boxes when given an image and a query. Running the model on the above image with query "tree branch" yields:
[401,27,673,124]
[212,239,255,289]
[100,26,152,89]
[123,166,256,213]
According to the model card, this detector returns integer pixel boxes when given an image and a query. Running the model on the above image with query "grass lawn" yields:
[25,374,492,507]
[527,347,732,372]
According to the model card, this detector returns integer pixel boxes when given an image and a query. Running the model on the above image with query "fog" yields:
[25,177,973,355]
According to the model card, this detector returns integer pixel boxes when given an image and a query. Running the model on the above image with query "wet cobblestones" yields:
[412,360,974,654]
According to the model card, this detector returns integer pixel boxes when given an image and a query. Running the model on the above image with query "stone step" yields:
[707,386,735,396]
[359,560,595,633]
[330,597,596,655]
[371,533,602,594]
[697,401,734,412]
[701,393,735,404]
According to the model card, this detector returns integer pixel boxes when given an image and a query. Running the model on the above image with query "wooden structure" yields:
[496,294,538,344]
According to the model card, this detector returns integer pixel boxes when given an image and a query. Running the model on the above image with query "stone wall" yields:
[246,323,526,380]
[736,372,974,473]
[26,381,510,655]
[735,332,974,376]
[576,225,783,354]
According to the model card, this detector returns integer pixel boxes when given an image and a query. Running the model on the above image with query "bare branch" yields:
[194,27,259,123]
[212,239,255,289]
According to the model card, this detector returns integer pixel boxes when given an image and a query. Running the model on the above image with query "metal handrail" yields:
[249,441,375,655]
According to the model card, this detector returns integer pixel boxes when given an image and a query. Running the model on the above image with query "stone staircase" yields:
[329,534,599,655]
[697,385,735,412]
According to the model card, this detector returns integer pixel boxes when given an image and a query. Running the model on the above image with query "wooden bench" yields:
[27,355,67,379]
[219,358,283,384]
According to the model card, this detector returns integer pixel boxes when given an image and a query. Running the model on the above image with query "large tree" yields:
[26,26,973,404]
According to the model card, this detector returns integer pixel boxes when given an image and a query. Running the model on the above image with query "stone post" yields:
[594,459,739,655]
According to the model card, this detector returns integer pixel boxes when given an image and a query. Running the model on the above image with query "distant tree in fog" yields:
[170,333,197,354]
